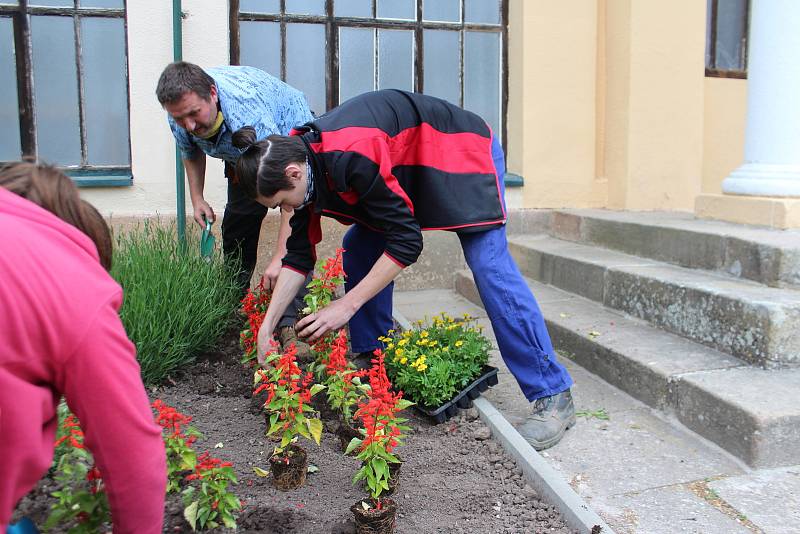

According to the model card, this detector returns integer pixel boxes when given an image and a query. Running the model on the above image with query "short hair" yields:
[0,161,113,270]
[156,61,215,105]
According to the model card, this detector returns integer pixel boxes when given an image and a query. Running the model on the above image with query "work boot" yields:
[517,389,576,451]
[277,325,314,364]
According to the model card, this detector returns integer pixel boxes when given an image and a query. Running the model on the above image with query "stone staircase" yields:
[454,209,800,468]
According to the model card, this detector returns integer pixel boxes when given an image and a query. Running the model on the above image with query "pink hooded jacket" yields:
[0,187,166,532]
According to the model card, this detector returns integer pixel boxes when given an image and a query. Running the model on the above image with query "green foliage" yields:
[110,221,241,384]
[383,313,491,408]
[181,452,241,531]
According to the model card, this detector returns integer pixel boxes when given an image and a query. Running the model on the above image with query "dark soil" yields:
[12,327,577,534]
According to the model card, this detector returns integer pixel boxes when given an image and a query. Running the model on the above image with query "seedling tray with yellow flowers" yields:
[382,313,498,424]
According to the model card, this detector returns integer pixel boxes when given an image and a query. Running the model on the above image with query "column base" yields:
[695,193,800,229]
[722,163,800,197]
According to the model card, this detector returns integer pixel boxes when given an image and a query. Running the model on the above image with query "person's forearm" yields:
[274,209,293,260]
[260,268,306,338]
[183,155,207,204]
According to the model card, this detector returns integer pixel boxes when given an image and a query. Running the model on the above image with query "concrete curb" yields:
[393,309,613,534]
[474,397,612,534]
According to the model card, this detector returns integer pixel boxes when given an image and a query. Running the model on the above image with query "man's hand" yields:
[192,198,215,227]
[296,298,356,343]
[256,323,280,365]
[261,257,283,290]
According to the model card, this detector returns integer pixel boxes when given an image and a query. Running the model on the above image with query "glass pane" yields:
[423,0,459,22]
[82,17,129,165]
[31,16,81,166]
[0,1,19,5]
[465,0,500,24]
[286,23,326,114]
[378,29,413,91]
[239,21,281,77]
[339,27,374,104]
[705,0,713,67]
[29,0,73,6]
[239,0,279,13]
[715,0,747,70]
[464,31,500,137]
[423,29,459,105]
[0,17,20,161]
[285,0,325,16]
[377,0,414,20]
[79,0,124,7]
[335,0,371,18]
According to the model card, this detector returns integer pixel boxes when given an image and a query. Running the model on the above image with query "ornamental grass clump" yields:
[111,221,241,384]
[346,351,413,503]
[383,313,491,408]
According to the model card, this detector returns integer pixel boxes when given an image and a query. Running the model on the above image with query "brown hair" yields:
[232,127,306,199]
[0,161,113,271]
[156,61,216,105]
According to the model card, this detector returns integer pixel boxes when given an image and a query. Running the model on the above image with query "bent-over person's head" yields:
[232,126,308,211]
[0,161,113,271]
[156,61,220,138]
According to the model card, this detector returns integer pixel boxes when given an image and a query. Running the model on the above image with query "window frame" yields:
[0,0,132,187]
[230,0,509,151]
[705,0,750,79]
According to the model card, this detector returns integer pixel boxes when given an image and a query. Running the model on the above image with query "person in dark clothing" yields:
[233,89,576,450]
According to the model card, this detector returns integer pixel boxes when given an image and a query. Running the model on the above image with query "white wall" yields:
[81,0,229,217]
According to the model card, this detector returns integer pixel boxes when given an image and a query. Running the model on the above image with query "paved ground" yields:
[394,289,800,534]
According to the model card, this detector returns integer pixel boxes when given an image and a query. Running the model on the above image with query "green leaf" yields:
[307,418,323,445]
[344,437,362,456]
[253,466,270,477]
[309,383,326,397]
[183,500,199,532]
[307,464,319,473]
[222,514,237,529]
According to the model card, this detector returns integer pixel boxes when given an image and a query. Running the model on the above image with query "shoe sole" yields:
[529,415,577,451]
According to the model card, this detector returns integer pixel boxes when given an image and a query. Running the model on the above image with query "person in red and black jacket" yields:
[232,89,575,450]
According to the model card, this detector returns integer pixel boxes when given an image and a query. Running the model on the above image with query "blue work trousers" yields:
[342,137,573,401]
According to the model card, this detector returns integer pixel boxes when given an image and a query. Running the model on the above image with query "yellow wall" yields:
[702,77,747,193]
[508,0,605,208]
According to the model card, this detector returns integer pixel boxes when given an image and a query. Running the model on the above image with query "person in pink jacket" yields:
[0,162,166,533]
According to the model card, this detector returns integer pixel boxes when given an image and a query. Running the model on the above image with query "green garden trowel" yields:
[200,217,215,260]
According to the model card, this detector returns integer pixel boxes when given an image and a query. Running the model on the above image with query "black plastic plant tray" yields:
[415,365,499,424]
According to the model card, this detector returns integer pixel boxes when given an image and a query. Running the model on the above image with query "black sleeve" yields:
[282,207,322,275]
[331,138,423,266]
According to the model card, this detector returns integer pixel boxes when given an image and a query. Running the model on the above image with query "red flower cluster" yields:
[54,414,85,449]
[322,329,351,376]
[354,351,405,453]
[254,344,314,426]
[318,248,345,292]
[152,399,197,446]
[240,281,272,359]
[185,451,234,481]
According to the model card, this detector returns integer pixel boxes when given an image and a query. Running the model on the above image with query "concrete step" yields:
[507,234,800,368]
[453,270,800,468]
[548,209,800,289]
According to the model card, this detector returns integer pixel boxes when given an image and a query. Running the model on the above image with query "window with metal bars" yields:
[706,0,749,78]
[230,0,507,147]
[0,0,131,186]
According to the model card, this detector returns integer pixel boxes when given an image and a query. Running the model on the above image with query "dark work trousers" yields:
[220,168,308,329]
[342,136,573,402]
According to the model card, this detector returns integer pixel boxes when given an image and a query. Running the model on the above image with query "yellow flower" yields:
[455,340,464,347]
[400,357,408,364]
[387,343,394,350]
[443,346,450,351]
[420,331,429,338]
[388,329,395,335]
[398,339,409,347]
[396,348,404,357]
[418,363,428,372]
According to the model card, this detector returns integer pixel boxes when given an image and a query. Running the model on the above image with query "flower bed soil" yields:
[12,328,577,534]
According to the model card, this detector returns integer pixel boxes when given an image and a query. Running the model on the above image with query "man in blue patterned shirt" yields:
[156,61,314,357]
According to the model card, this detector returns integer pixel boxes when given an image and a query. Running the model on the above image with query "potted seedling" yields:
[346,351,413,533]
[257,344,325,490]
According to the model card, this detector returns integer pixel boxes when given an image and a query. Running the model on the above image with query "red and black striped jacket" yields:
[283,89,506,275]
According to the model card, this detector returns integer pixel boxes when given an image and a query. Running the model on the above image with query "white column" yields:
[722,0,800,197]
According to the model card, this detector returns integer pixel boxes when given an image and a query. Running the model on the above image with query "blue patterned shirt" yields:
[167,66,313,163]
